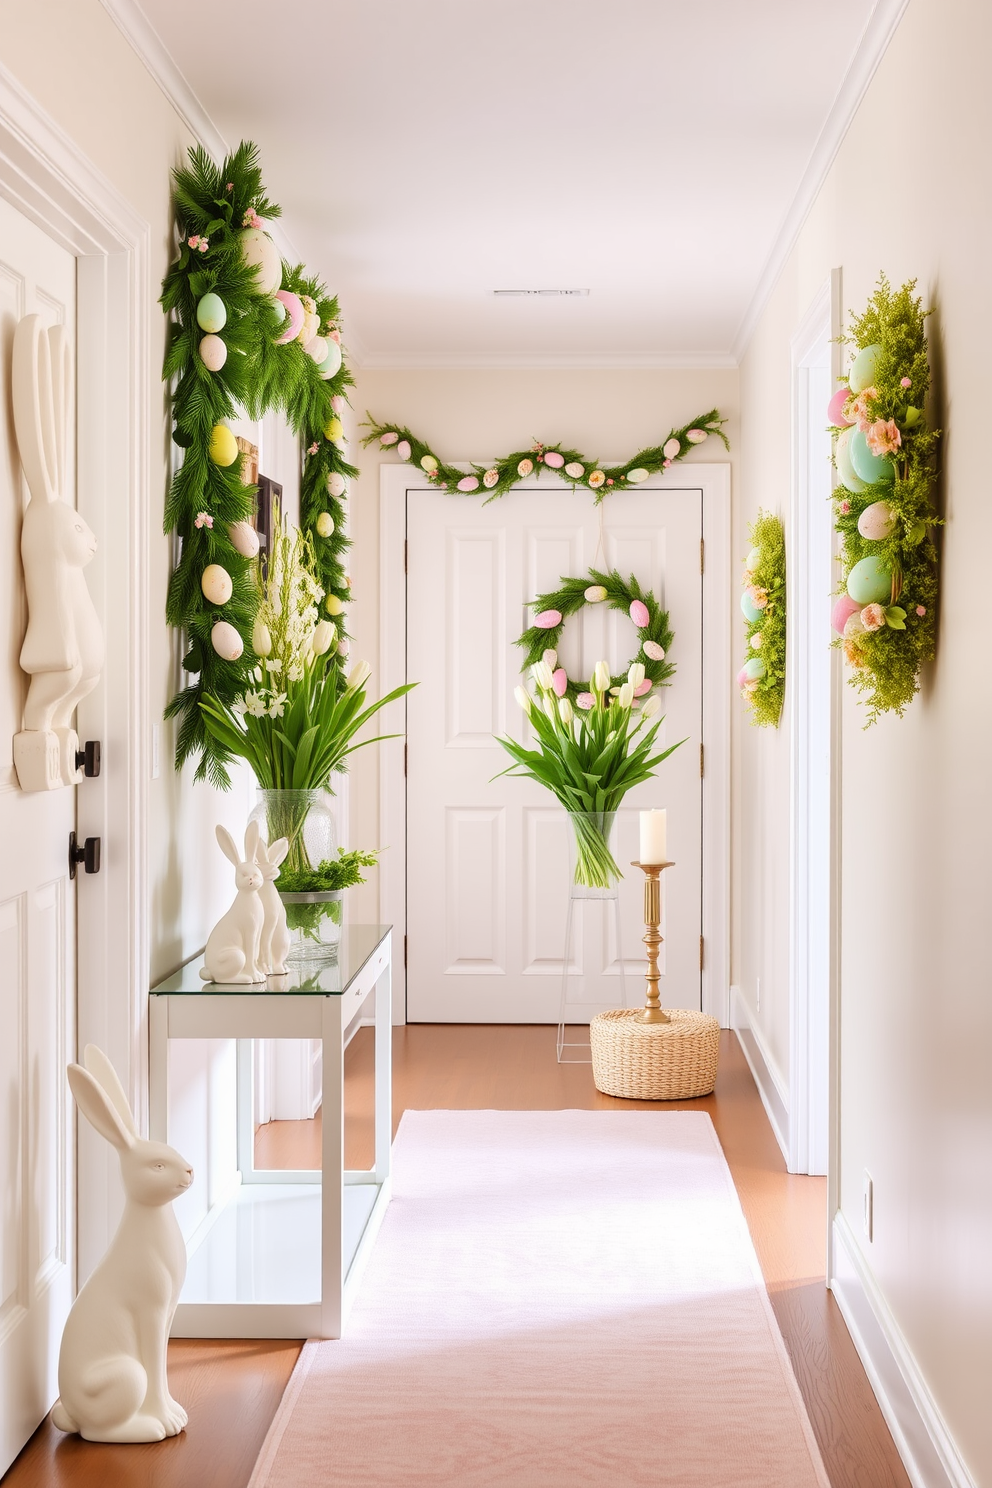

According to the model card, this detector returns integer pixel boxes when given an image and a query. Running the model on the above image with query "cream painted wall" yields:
[0,0,246,1242]
[738,0,992,1476]
[344,368,740,925]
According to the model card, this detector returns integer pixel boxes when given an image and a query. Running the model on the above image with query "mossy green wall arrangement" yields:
[738,512,786,727]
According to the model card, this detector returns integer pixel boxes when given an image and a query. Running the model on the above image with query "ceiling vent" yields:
[492,288,590,297]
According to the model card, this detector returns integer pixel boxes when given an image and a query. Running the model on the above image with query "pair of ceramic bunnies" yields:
[201,820,291,983]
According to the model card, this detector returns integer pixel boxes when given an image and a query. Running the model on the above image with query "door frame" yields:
[379,461,731,1025]
[0,64,151,1276]
[788,271,844,1178]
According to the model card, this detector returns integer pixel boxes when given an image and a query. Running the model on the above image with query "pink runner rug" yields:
[249,1110,828,1488]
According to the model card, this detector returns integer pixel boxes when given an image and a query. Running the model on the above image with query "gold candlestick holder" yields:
[631,860,674,1023]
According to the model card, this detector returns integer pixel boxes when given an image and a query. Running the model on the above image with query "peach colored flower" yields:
[866,419,902,456]
[843,639,864,667]
[746,585,769,610]
[860,603,886,631]
[847,387,878,432]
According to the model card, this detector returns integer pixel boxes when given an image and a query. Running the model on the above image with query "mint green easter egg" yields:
[743,656,766,681]
[834,428,868,493]
[847,554,891,605]
[849,343,881,394]
[196,293,227,333]
[741,590,761,623]
[849,428,894,485]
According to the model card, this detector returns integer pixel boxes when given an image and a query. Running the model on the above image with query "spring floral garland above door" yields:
[161,141,357,786]
[361,411,728,501]
[829,276,940,722]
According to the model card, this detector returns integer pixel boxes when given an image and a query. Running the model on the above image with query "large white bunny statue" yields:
[256,835,291,974]
[200,821,266,984]
[11,314,104,792]
[52,1045,192,1443]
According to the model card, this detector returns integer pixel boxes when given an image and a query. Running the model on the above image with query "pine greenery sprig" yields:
[360,410,728,503]
[831,275,941,722]
[740,512,786,728]
[162,142,357,783]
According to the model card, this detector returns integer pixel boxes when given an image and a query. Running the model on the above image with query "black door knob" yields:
[74,740,102,777]
[68,832,101,879]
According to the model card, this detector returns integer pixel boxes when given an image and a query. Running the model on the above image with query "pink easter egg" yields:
[737,667,750,690]
[634,679,652,697]
[629,599,650,629]
[396,440,411,461]
[831,594,861,635]
[827,386,853,427]
[535,609,562,629]
[457,475,480,492]
[543,451,565,469]
[274,291,305,345]
[576,692,595,710]
[552,668,568,697]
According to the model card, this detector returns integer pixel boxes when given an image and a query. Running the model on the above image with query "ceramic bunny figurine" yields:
[11,315,104,791]
[256,835,291,974]
[52,1045,192,1443]
[200,821,266,984]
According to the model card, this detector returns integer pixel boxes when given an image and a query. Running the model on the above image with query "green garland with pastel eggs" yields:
[829,276,940,723]
[360,410,728,501]
[739,512,786,728]
[516,570,675,707]
[161,142,357,786]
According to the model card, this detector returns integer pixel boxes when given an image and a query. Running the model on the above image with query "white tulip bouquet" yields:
[495,659,683,889]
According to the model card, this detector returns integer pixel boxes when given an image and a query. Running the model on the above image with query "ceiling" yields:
[126,0,884,366]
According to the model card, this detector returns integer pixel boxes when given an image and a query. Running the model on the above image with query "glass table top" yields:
[151,924,391,996]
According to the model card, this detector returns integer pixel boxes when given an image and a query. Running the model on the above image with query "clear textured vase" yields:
[559,810,627,1062]
[248,788,342,963]
[566,810,621,897]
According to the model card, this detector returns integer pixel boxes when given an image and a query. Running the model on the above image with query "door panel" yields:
[0,195,77,1475]
[406,484,702,1023]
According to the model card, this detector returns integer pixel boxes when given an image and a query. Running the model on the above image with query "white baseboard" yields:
[730,985,789,1162]
[831,1213,977,1488]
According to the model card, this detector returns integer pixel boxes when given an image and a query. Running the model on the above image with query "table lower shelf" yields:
[172,1177,388,1339]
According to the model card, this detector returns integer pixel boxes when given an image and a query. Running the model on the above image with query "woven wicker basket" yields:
[590,1008,721,1101]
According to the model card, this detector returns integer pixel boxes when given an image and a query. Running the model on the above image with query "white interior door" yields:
[0,198,78,1473]
[406,483,703,1023]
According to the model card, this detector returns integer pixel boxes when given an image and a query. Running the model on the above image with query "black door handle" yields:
[69,832,101,879]
[74,740,102,777]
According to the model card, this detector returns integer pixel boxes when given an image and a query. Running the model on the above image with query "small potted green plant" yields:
[275,847,380,959]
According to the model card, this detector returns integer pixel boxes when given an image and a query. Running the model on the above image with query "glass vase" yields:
[249,788,342,964]
[566,810,621,898]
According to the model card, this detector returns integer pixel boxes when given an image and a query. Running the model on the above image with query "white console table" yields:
[149,925,392,1340]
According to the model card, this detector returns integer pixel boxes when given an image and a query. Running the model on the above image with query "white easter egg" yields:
[298,310,320,345]
[627,468,649,483]
[663,438,681,460]
[305,335,329,365]
[643,640,666,661]
[397,440,411,460]
[517,458,534,477]
[201,563,233,605]
[584,585,607,603]
[228,521,260,558]
[564,462,584,479]
[239,228,282,295]
[210,620,244,661]
[857,500,896,541]
[199,334,228,371]
[327,472,346,498]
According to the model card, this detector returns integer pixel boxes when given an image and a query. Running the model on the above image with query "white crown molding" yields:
[731,0,910,363]
[356,350,738,373]
[831,1213,977,1488]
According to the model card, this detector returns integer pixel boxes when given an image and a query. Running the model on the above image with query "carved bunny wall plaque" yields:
[11,314,104,791]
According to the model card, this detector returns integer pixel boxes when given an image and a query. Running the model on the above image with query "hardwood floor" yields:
[4,1027,910,1488]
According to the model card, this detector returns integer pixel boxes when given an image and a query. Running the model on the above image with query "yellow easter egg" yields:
[209,424,239,466]
[323,416,344,444]
[325,594,344,615]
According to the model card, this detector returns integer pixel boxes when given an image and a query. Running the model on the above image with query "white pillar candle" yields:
[639,809,667,864]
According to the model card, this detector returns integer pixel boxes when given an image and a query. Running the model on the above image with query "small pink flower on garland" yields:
[194,511,214,529]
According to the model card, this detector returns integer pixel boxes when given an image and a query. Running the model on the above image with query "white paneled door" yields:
[406,484,703,1023]
[0,198,78,1473]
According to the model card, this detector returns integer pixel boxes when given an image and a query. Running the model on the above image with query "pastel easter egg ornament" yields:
[380,432,399,447]
[746,547,761,571]
[584,585,607,603]
[858,500,896,541]
[743,656,766,682]
[482,468,499,488]
[396,440,412,461]
[827,386,853,426]
[564,462,584,479]
[850,428,895,485]
[201,564,233,605]
[535,609,562,629]
[629,599,650,629]
[552,668,568,697]
[274,291,305,344]
[304,335,329,366]
[627,468,649,484]
[327,472,346,498]
[270,297,286,325]
[643,640,666,661]
[420,454,438,473]
[517,458,534,477]
[196,292,227,334]
[457,475,480,492]
[323,416,344,446]
[199,334,228,372]
[737,666,751,690]
[834,428,868,493]
[316,512,335,537]
[663,438,681,460]
[830,594,861,636]
[544,451,564,469]
[741,590,762,624]
[208,424,239,467]
[686,429,708,444]
[848,343,881,395]
[239,227,282,296]
[325,594,344,616]
[317,340,343,379]
[634,679,652,697]
[846,554,892,606]
[210,620,244,661]
[228,520,260,558]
